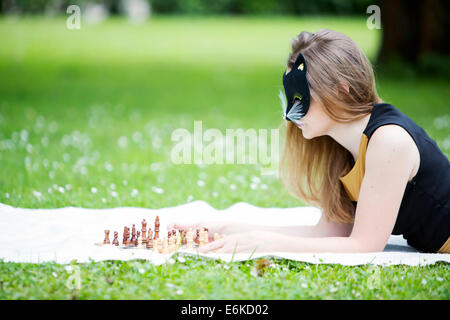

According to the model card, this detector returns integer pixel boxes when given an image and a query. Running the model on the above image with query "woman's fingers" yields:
[198,236,226,253]
[166,222,200,230]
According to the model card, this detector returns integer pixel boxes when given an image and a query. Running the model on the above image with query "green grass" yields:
[0,15,449,300]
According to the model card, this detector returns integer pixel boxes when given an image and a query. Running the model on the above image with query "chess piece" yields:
[161,238,169,254]
[146,236,153,249]
[148,228,153,242]
[152,238,158,252]
[112,231,119,246]
[135,231,141,246]
[104,230,111,244]
[214,233,220,241]
[123,226,129,245]
[141,219,147,239]
[154,216,160,239]
[186,229,194,249]
[137,235,143,248]
[130,224,136,246]
[203,228,209,245]
[194,228,200,244]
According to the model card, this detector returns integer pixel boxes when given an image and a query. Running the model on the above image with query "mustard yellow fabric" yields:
[339,134,369,202]
[438,237,450,253]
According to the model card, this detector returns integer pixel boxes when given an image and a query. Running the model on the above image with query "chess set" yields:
[97,216,225,254]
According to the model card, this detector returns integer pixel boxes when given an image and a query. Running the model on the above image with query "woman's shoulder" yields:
[366,124,421,182]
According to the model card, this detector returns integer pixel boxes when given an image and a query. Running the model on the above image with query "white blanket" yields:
[0,201,448,266]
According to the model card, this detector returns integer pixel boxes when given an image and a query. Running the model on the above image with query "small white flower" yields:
[437,277,443,282]
[48,188,53,194]
[177,256,186,263]
[20,129,28,142]
[52,272,58,278]
[421,279,427,285]
[131,189,139,197]
[301,283,308,288]
[132,132,142,143]
[104,162,113,172]
[175,289,184,295]
[355,292,361,297]
[166,283,175,288]
[123,180,128,186]
[330,286,338,293]
[26,144,33,153]
[152,186,164,194]
[197,180,205,187]
[261,184,268,190]
[32,190,42,198]
[218,176,227,184]
[58,186,65,193]
[138,268,145,274]
[118,136,129,148]
[5,192,10,199]
[250,183,258,190]
[65,266,73,272]
[101,198,106,203]
[251,176,261,184]
[212,191,219,198]
[41,136,49,147]
[91,187,98,194]
[187,195,194,202]
[229,184,236,190]
[223,265,230,270]
[110,183,116,190]
[168,258,175,265]
[250,269,258,277]
[65,184,71,191]
[111,191,118,198]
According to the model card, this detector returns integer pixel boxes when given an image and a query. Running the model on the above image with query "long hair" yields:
[279,29,382,224]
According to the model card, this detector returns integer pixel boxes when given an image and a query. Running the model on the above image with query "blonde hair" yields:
[279,29,382,224]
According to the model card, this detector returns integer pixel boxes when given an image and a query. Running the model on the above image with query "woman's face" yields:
[296,97,333,139]
[285,66,333,139]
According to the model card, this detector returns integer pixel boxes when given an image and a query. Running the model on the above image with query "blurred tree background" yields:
[1,0,449,75]
[1,0,375,15]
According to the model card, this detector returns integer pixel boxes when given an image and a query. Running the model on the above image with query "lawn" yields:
[0,15,448,299]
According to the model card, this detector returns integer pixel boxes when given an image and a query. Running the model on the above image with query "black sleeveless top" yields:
[341,103,450,252]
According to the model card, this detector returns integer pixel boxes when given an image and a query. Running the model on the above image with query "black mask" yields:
[281,52,311,123]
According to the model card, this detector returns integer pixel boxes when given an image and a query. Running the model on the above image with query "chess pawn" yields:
[162,238,169,254]
[195,228,200,244]
[152,238,158,252]
[112,231,119,246]
[137,235,143,248]
[146,237,153,249]
[214,233,220,241]
[104,230,111,244]
[203,228,209,244]
[135,231,141,246]
[186,229,194,249]
[123,226,129,245]
[148,228,153,243]
[141,219,147,239]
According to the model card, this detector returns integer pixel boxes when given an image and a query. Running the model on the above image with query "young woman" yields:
[168,29,450,254]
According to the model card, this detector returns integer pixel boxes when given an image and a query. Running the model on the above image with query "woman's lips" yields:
[295,121,305,128]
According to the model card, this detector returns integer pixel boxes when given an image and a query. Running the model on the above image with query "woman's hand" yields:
[198,230,275,254]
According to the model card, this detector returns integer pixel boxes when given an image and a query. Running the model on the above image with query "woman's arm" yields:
[231,215,353,238]
[201,125,417,253]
